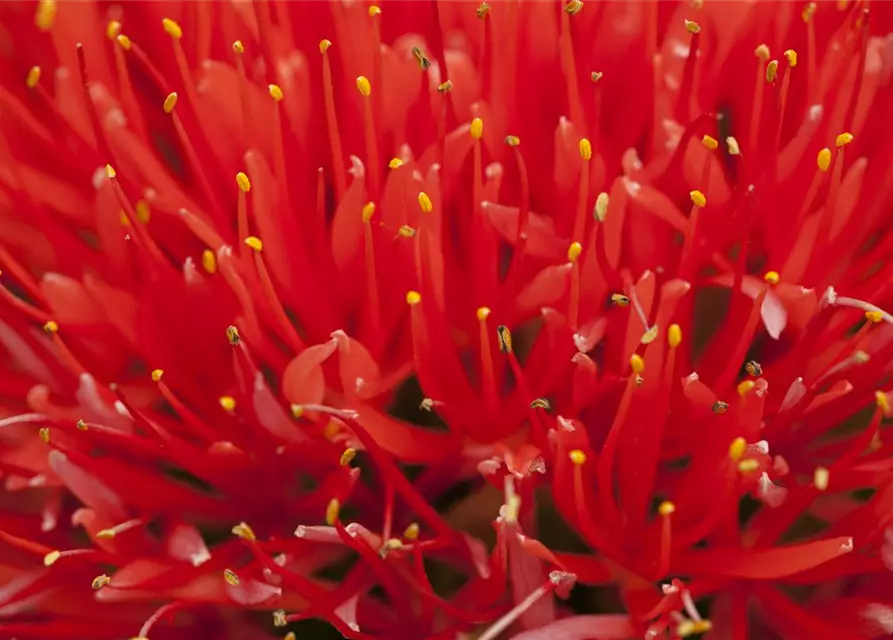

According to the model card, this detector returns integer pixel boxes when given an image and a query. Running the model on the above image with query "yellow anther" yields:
[738,458,760,473]
[476,307,491,321]
[505,135,520,147]
[38,427,50,444]
[529,398,552,410]
[564,0,584,15]
[403,522,420,540]
[813,466,830,490]
[784,49,798,68]
[594,192,609,222]
[802,2,817,21]
[417,192,433,213]
[567,242,583,262]
[290,404,305,419]
[162,18,182,39]
[368,5,381,16]
[419,398,435,411]
[268,84,284,102]
[701,135,718,150]
[437,80,453,94]
[641,325,660,345]
[219,396,236,412]
[285,633,297,640]
[764,271,780,285]
[163,92,178,114]
[591,71,604,83]
[476,2,491,19]
[236,172,251,193]
[766,59,779,83]
[744,360,763,377]
[630,354,645,375]
[244,236,263,252]
[579,138,592,161]
[568,449,587,465]
[356,76,372,97]
[26,66,41,89]
[412,47,431,70]
[866,310,884,323]
[106,21,122,40]
[35,1,57,31]
[389,158,404,169]
[273,609,288,627]
[43,550,61,566]
[406,290,421,306]
[611,293,629,307]
[470,118,484,140]
[876,391,891,416]
[232,40,244,54]
[105,165,117,179]
[116,34,132,50]
[151,369,164,382]
[658,501,676,516]
[496,325,513,354]
[836,132,854,147]
[223,569,240,586]
[361,202,376,223]
[43,320,59,333]
[725,136,741,156]
[668,324,682,348]
[817,148,832,172]
[712,401,729,414]
[92,573,112,591]
[231,521,256,541]
[339,448,357,467]
[226,325,240,345]
[737,380,755,396]
[201,249,217,274]
[397,225,416,238]
[319,39,332,54]
[755,44,770,61]
[684,19,701,34]
[691,621,713,634]
[729,436,746,460]
[325,498,340,525]
[689,190,706,208]
[76,419,87,431]
[135,200,150,224]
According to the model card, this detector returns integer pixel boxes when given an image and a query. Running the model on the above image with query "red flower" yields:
[2,0,893,638]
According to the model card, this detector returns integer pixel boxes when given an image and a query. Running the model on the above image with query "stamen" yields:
[236,172,251,245]
[163,94,225,220]
[356,76,380,196]
[42,321,87,377]
[243,237,305,351]
[362,202,382,335]
[558,3,585,129]
[676,20,702,123]
[572,138,592,241]
[679,190,706,278]
[320,40,346,200]
[477,307,497,409]
[749,45,771,152]
[267,84,291,207]
[568,242,582,329]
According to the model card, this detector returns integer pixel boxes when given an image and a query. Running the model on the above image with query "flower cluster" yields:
[2,0,893,638]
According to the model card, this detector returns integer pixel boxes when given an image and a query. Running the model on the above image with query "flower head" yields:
[2,1,893,638]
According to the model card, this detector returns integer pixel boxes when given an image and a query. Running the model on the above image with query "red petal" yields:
[281,340,338,405]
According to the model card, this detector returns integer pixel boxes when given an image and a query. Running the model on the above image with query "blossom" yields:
[2,0,893,638]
